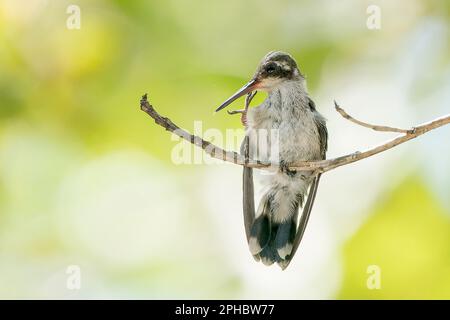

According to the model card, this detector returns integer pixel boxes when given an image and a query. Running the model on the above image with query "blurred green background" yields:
[0,0,449,299]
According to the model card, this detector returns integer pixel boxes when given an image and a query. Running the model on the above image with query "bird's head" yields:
[216,51,303,112]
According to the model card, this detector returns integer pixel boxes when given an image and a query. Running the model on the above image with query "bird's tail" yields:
[248,191,301,269]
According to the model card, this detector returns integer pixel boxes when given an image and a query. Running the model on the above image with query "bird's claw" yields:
[280,161,297,177]
[227,109,245,115]
[246,91,257,104]
[227,109,247,126]
[226,91,257,128]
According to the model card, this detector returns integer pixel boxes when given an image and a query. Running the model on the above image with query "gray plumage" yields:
[219,51,328,269]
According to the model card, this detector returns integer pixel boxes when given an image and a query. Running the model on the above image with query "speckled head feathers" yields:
[256,51,302,80]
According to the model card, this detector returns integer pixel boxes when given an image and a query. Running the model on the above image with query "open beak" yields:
[215,78,259,112]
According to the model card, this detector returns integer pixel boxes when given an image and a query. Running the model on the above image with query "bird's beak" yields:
[215,78,260,112]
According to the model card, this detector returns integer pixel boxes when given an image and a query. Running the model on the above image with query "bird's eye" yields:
[266,64,276,74]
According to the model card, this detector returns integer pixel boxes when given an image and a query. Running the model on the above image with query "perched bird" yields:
[216,51,328,269]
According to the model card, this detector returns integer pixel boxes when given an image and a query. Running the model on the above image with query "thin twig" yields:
[334,101,411,133]
[140,94,450,173]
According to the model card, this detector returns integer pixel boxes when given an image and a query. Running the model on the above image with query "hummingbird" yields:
[215,51,328,269]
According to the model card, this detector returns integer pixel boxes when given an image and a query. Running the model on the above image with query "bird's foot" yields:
[227,109,245,115]
[280,161,297,177]
[227,109,247,127]
[226,91,256,128]
[242,91,256,128]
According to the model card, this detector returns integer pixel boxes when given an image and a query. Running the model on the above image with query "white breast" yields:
[246,83,321,165]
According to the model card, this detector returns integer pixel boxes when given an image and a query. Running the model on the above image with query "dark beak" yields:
[215,78,259,112]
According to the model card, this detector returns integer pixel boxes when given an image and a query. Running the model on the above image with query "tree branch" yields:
[334,101,411,134]
[140,94,450,173]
